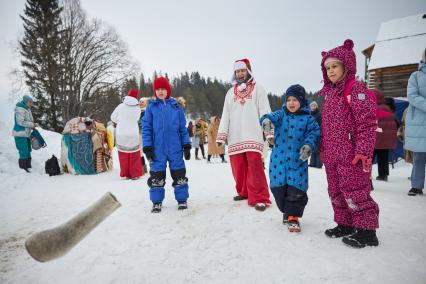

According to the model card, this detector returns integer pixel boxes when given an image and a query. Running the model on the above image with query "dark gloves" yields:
[143,146,155,162]
[183,144,191,160]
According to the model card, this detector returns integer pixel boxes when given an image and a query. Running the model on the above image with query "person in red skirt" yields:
[111,89,144,179]
[216,59,272,211]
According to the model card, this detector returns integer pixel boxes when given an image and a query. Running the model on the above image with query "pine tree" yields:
[121,76,139,98]
[19,0,64,131]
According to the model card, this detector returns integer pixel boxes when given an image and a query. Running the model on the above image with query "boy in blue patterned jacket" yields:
[260,85,320,232]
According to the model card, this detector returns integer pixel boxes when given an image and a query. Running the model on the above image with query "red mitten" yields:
[351,154,372,173]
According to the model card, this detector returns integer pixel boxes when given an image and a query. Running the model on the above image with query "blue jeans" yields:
[411,152,426,189]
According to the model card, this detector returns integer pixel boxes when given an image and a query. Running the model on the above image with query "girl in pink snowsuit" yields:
[319,39,379,248]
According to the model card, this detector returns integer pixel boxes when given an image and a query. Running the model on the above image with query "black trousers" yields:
[374,149,389,177]
[271,185,308,217]
[199,144,205,158]
[309,151,323,168]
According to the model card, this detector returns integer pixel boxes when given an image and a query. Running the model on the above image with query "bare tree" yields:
[16,0,138,131]
[59,0,138,123]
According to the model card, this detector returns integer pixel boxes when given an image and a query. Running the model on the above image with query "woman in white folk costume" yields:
[111,89,143,180]
[216,59,272,211]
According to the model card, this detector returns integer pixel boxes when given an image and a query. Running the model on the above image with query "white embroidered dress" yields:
[216,82,271,155]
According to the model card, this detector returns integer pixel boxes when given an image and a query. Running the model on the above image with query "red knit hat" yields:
[232,58,254,85]
[153,76,172,98]
[127,89,138,99]
[233,58,252,71]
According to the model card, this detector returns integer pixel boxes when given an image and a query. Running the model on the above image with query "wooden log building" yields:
[362,13,426,97]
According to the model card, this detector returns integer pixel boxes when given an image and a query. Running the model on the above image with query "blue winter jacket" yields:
[260,105,320,191]
[405,62,426,152]
[142,98,190,167]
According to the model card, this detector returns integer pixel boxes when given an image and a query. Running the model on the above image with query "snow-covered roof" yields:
[368,13,426,70]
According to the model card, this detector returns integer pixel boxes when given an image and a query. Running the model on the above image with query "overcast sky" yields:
[1,0,425,107]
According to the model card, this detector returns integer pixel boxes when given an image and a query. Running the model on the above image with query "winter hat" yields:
[233,58,252,72]
[153,76,172,98]
[285,84,307,107]
[320,39,356,86]
[127,89,138,99]
[310,101,318,108]
[22,95,34,104]
[231,58,254,88]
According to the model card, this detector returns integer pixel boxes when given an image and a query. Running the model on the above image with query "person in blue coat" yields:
[260,85,320,232]
[142,77,191,213]
[405,49,426,196]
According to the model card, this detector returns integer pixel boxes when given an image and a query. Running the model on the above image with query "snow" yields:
[1,122,426,284]
[368,13,426,70]
[376,13,426,41]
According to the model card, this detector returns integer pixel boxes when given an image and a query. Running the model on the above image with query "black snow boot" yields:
[325,225,355,238]
[178,201,188,210]
[233,195,248,201]
[408,188,423,196]
[151,203,162,213]
[19,159,30,173]
[282,213,289,225]
[342,229,379,248]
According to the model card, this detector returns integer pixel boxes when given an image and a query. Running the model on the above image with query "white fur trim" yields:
[233,61,247,71]
[324,57,342,67]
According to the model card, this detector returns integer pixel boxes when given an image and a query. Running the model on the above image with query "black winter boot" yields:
[408,188,423,196]
[178,201,188,210]
[151,203,162,213]
[282,213,289,225]
[18,159,24,169]
[19,159,30,173]
[325,225,355,238]
[342,229,379,248]
[27,158,32,168]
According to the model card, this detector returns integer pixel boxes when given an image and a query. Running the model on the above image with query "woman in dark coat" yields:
[373,89,398,181]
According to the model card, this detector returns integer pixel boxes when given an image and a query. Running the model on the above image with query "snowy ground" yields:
[0,123,425,284]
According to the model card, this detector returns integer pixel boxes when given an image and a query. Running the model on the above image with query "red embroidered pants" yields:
[118,150,143,179]
[230,152,271,206]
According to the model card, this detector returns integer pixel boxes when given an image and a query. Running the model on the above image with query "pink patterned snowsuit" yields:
[319,39,379,230]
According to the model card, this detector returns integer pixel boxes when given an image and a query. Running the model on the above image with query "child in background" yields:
[193,120,203,160]
[139,97,150,174]
[260,85,320,232]
[142,77,191,213]
[319,39,379,248]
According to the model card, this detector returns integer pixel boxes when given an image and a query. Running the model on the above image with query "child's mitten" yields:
[262,118,274,139]
[299,145,312,161]
[351,154,372,173]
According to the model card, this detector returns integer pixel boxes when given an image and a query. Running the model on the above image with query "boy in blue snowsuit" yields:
[142,77,191,213]
[260,85,320,232]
